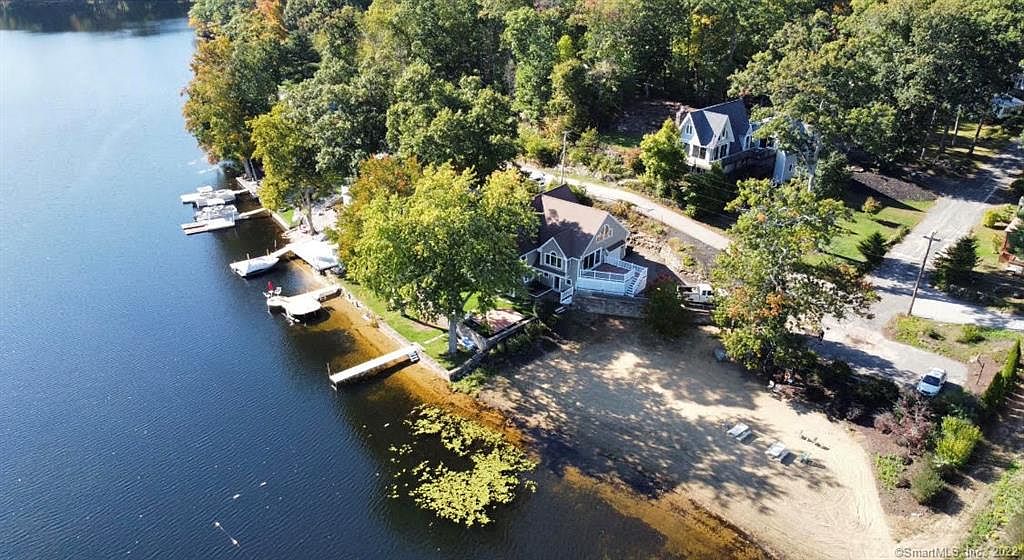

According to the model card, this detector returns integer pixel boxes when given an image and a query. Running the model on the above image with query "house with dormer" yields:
[676,99,802,184]
[519,185,648,305]
[676,99,758,173]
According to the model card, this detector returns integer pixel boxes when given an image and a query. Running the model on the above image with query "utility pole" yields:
[908,230,938,317]
[559,130,569,186]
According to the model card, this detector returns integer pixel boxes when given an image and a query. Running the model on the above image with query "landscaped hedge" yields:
[934,416,983,472]
[981,338,1022,416]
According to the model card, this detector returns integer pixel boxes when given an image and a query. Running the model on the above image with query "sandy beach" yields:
[288,258,771,558]
[475,315,897,560]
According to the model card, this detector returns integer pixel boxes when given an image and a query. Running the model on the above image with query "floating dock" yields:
[228,237,340,275]
[182,206,268,236]
[182,217,237,235]
[329,345,420,386]
[266,285,340,322]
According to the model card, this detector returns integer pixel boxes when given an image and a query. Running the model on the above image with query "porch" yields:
[576,254,647,297]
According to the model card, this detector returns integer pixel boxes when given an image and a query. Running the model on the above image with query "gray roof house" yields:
[677,99,770,174]
[677,99,800,182]
[519,185,648,304]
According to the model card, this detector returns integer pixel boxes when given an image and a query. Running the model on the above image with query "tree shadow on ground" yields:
[480,315,846,509]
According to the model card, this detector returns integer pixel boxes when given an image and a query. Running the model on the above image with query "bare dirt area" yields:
[607,100,689,139]
[477,314,897,559]
[850,170,938,202]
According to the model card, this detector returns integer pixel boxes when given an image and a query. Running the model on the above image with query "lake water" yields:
[0,9,680,560]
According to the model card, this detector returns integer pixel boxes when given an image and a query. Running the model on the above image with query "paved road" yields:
[856,143,1024,332]
[522,149,1022,386]
[819,143,1024,385]
[519,163,731,250]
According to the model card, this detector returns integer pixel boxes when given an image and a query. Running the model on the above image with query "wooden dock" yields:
[329,345,420,386]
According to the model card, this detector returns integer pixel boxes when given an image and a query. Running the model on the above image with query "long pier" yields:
[329,345,420,386]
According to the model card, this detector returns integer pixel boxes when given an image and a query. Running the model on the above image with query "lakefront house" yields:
[676,99,798,184]
[519,185,648,305]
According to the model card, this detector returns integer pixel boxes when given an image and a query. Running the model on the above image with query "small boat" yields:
[194,204,239,222]
[230,254,279,277]
[180,187,237,207]
[266,291,322,324]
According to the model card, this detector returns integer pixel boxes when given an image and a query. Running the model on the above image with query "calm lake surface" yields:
[0,9,678,560]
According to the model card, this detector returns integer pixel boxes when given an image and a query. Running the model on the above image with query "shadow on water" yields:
[1,1,190,33]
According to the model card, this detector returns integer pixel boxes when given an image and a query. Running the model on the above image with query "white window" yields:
[743,135,750,150]
[543,251,563,270]
[697,146,707,159]
[595,224,612,242]
[683,123,692,135]
[582,251,601,270]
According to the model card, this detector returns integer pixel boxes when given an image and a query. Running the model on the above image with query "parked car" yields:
[916,368,947,397]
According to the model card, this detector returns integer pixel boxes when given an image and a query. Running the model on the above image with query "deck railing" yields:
[578,268,631,283]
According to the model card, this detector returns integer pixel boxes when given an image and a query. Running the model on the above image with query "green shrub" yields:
[569,184,592,205]
[857,231,889,270]
[982,206,1015,229]
[933,416,982,472]
[451,367,496,396]
[522,131,560,167]
[851,375,901,412]
[982,338,1021,415]
[931,388,981,422]
[875,454,906,491]
[645,280,689,338]
[889,225,912,245]
[862,196,883,214]
[956,324,986,344]
[911,457,944,504]
[933,235,980,290]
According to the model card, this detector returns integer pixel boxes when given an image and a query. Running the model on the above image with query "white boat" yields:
[180,187,237,207]
[230,254,280,277]
[194,204,239,222]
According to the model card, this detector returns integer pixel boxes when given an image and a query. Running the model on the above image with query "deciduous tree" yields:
[712,179,876,373]
[349,166,538,355]
[250,103,338,230]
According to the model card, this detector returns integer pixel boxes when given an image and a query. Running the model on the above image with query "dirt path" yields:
[518,162,732,250]
[478,317,896,559]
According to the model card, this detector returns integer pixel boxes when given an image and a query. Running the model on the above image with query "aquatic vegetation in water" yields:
[389,406,536,526]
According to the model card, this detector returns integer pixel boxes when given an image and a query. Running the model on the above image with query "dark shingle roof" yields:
[520,185,613,258]
[685,99,750,155]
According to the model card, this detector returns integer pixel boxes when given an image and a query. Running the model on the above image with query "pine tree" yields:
[932,235,979,290]
[857,231,888,270]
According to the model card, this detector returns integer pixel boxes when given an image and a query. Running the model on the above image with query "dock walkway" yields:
[329,345,420,386]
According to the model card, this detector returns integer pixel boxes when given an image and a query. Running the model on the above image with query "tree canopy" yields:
[347,165,538,355]
[712,179,877,373]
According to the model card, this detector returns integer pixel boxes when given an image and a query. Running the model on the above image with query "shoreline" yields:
[276,244,773,559]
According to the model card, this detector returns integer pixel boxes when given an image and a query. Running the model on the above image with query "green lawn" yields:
[888,314,1022,364]
[974,223,1005,271]
[338,279,469,369]
[338,281,524,370]
[818,198,934,264]
[278,207,300,227]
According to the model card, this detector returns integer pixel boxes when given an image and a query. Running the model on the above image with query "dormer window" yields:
[543,251,563,270]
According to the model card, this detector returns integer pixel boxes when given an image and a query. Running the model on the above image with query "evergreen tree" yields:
[857,231,888,270]
[932,235,980,290]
